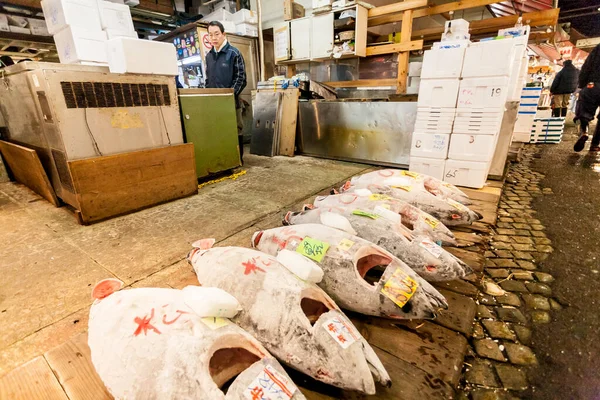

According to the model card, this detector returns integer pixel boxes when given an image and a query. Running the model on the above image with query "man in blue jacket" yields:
[574,44,600,152]
[550,59,579,118]
[205,21,247,162]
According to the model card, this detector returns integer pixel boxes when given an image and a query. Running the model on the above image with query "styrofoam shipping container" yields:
[212,0,236,13]
[41,0,102,35]
[97,0,134,33]
[461,38,516,78]
[407,76,421,94]
[0,14,8,32]
[409,156,446,180]
[201,8,233,22]
[107,37,178,75]
[54,26,107,64]
[444,18,469,33]
[105,28,137,39]
[9,26,31,34]
[232,9,258,24]
[433,39,470,49]
[27,18,50,35]
[408,62,422,77]
[457,76,510,109]
[444,159,488,189]
[410,133,450,159]
[417,78,460,108]
[512,132,531,143]
[448,133,498,162]
[421,47,465,79]
[235,22,258,36]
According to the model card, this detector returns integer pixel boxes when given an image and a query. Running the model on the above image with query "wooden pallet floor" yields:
[0,183,501,400]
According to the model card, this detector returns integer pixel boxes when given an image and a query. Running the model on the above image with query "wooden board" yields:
[68,144,198,224]
[278,89,299,157]
[445,247,485,272]
[452,230,486,247]
[434,289,477,336]
[44,333,112,400]
[351,318,467,387]
[0,356,69,400]
[0,140,59,207]
[365,39,423,56]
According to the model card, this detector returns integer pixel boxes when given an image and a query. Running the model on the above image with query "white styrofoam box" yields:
[407,76,421,94]
[9,26,31,34]
[498,25,529,39]
[409,62,423,77]
[105,28,137,39]
[124,0,139,5]
[444,159,488,189]
[41,0,102,35]
[514,113,536,133]
[54,26,107,64]
[313,0,332,8]
[417,78,460,108]
[212,0,236,13]
[462,38,517,78]
[0,14,8,32]
[409,156,446,180]
[535,109,552,119]
[444,18,469,34]
[410,133,450,159]
[457,76,510,109]
[201,8,233,22]
[27,18,50,35]
[433,39,471,49]
[105,0,125,4]
[448,133,498,162]
[518,105,537,113]
[507,48,527,101]
[107,37,177,75]
[421,47,465,79]
[222,20,236,33]
[232,9,257,24]
[8,15,28,27]
[97,0,134,33]
[442,32,470,42]
[513,132,531,143]
[235,22,257,36]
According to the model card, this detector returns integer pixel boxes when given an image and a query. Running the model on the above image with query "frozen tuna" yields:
[88,279,306,400]
[284,208,472,281]
[188,245,391,394]
[340,181,481,226]
[345,169,472,205]
[312,193,456,245]
[252,224,448,320]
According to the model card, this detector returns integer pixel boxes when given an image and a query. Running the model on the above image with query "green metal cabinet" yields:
[178,88,241,178]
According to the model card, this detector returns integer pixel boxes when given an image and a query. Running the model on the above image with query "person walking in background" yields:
[550,59,579,118]
[205,21,247,163]
[574,44,600,152]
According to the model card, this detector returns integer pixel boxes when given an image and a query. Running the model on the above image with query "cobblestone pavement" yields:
[458,146,561,400]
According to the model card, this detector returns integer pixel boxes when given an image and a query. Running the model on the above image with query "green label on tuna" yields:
[296,237,330,263]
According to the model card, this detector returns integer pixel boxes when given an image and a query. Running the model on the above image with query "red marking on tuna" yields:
[249,387,264,400]
[258,257,272,267]
[242,258,266,275]
[378,170,393,177]
[264,367,294,397]
[271,236,288,249]
[162,309,190,325]
[133,308,162,336]
[340,194,357,204]
[282,227,296,235]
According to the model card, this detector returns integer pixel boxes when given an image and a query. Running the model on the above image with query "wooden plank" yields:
[322,79,397,88]
[452,230,486,247]
[434,289,477,336]
[445,247,485,272]
[365,39,423,56]
[44,333,112,400]
[368,0,501,27]
[0,140,60,207]
[368,0,427,17]
[352,318,467,387]
[68,144,198,224]
[178,88,234,95]
[396,9,413,94]
[278,89,299,157]
[433,279,479,298]
[0,356,69,400]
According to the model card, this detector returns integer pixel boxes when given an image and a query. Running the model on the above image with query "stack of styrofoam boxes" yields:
[202,0,237,33]
[513,86,542,142]
[441,18,470,42]
[407,62,422,94]
[444,38,518,189]
[232,9,258,37]
[530,117,565,144]
[409,41,467,180]
[98,0,137,40]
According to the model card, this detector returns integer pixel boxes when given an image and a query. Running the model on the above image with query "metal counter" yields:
[297,100,417,167]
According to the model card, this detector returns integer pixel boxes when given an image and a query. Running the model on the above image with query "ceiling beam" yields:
[368,0,427,18]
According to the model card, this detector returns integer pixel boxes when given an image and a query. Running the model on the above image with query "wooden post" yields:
[396,9,413,94]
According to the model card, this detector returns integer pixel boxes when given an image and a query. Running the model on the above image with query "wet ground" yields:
[528,122,600,399]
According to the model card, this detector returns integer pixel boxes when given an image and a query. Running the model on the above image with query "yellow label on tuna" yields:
[369,194,393,201]
[381,268,419,308]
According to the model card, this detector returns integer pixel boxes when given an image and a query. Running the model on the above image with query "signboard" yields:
[576,37,600,49]
[173,30,201,61]
[558,46,573,59]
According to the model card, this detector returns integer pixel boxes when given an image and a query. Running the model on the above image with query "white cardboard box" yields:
[98,0,134,33]
[461,38,516,78]
[107,37,177,75]
[421,47,465,79]
[54,26,107,64]
[27,18,50,35]
[232,9,257,24]
[41,0,102,35]
[410,132,450,159]
[448,133,498,162]
[410,156,446,180]
[235,22,257,36]
[0,14,8,32]
[457,76,510,109]
[444,159,488,189]
[417,78,460,108]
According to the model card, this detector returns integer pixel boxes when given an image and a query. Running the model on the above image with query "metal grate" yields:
[61,82,171,109]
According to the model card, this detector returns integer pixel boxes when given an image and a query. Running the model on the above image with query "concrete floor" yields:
[0,152,371,376]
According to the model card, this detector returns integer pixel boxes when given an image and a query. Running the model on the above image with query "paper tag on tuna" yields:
[392,185,412,192]
[447,198,467,211]
[338,238,355,252]
[381,268,419,308]
[296,237,329,263]
[352,209,379,219]
[369,194,392,201]
[418,237,443,258]
[424,216,440,229]
[200,317,230,330]
[401,171,420,179]
[323,316,357,349]
[244,365,297,400]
